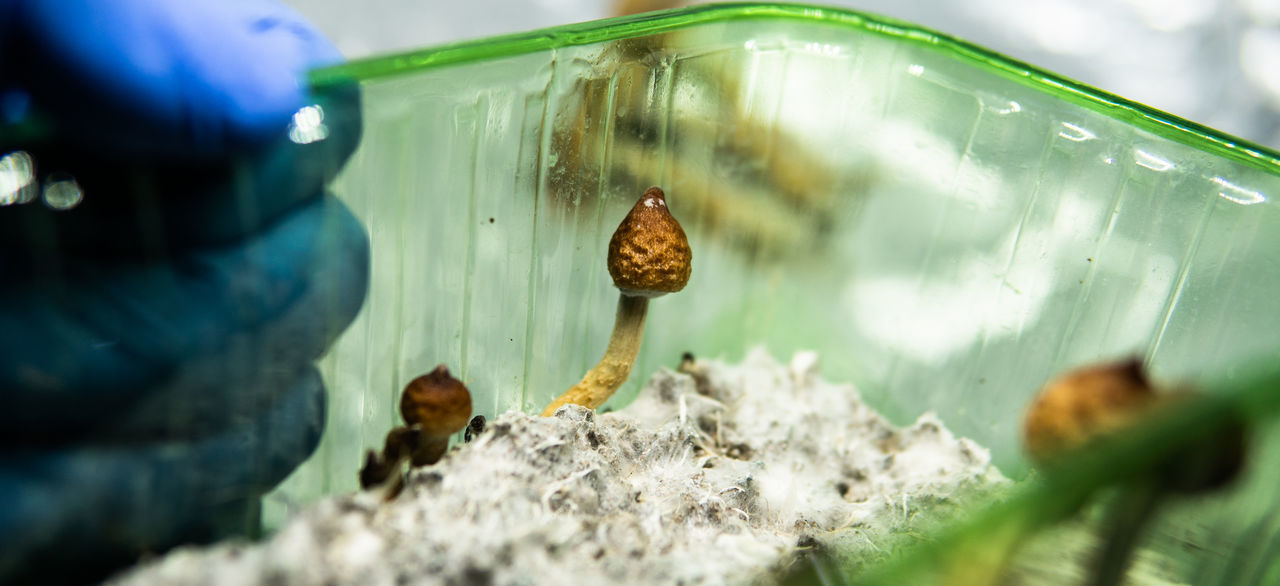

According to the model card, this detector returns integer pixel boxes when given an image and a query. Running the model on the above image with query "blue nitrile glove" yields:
[0,1,368,583]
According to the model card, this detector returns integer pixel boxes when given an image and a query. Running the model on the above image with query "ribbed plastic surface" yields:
[269,5,1280,581]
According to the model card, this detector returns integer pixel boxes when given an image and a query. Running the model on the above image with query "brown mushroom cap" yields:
[607,187,692,297]
[1023,359,1156,464]
[400,364,473,438]
[1024,359,1248,493]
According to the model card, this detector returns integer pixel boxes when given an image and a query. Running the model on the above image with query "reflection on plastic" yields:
[1134,149,1174,172]
[0,150,38,205]
[288,104,330,145]
[42,174,82,210]
[992,100,1022,115]
[1212,176,1267,205]
[802,42,843,57]
[845,256,1054,364]
[1058,122,1096,142]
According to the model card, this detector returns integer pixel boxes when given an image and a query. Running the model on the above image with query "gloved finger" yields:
[2,0,343,157]
[0,193,369,441]
[0,364,326,585]
[0,81,360,257]
[0,79,358,261]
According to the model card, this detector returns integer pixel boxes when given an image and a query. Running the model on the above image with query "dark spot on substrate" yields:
[725,443,753,461]
[416,471,444,489]
[335,498,372,515]
[465,415,486,442]
[835,482,850,497]
[875,430,901,453]
[695,381,713,396]
[796,535,819,549]
[697,414,718,436]
[656,377,678,402]
[488,217,495,223]
[495,544,515,566]
[486,421,512,439]
[458,564,494,586]
[586,430,602,449]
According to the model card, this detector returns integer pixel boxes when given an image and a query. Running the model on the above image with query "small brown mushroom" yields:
[359,365,472,497]
[677,351,712,396]
[358,427,424,493]
[1022,359,1245,491]
[401,364,474,465]
[1022,359,1247,586]
[1023,359,1156,465]
[542,187,692,416]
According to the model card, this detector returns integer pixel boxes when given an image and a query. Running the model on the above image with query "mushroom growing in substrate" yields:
[360,365,473,498]
[1023,359,1245,491]
[541,186,692,416]
[1022,359,1246,586]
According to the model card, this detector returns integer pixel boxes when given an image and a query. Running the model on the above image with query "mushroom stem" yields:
[541,294,649,416]
[1092,480,1164,586]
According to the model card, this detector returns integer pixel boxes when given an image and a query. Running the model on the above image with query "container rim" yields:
[310,2,1280,177]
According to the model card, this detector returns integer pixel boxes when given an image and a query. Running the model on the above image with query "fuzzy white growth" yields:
[110,349,1006,586]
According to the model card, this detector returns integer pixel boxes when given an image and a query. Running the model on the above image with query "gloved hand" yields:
[0,1,368,583]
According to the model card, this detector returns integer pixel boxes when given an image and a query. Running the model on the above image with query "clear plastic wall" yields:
[268,9,1280,580]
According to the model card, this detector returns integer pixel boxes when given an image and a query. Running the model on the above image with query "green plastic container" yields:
[277,3,1280,582]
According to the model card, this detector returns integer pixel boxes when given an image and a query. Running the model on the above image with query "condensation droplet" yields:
[42,174,83,210]
[288,104,330,145]
[0,150,38,205]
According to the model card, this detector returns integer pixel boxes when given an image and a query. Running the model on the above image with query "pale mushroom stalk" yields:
[542,187,691,417]
[542,295,648,415]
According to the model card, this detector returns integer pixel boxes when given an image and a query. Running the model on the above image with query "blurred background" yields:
[283,0,1280,150]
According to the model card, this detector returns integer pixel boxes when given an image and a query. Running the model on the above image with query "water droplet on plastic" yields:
[288,104,330,144]
[42,174,83,210]
[0,150,37,205]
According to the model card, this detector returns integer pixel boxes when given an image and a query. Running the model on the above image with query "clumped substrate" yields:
[111,349,1008,585]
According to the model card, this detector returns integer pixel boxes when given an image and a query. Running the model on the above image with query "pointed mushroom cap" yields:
[1023,359,1248,492]
[607,187,692,297]
[1023,359,1155,463]
[400,364,473,438]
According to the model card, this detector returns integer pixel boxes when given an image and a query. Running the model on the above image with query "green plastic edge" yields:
[310,2,1280,178]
